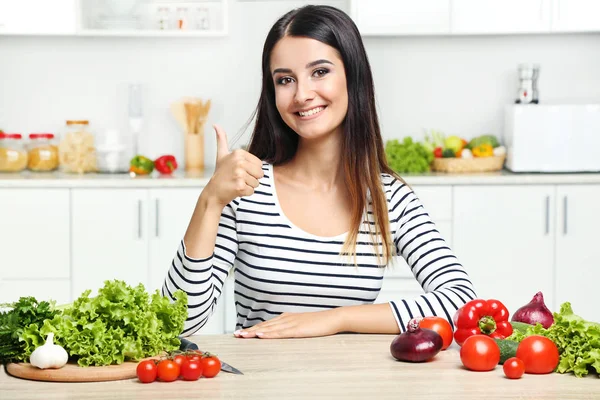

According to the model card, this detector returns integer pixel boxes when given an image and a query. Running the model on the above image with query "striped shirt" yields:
[163,162,476,336]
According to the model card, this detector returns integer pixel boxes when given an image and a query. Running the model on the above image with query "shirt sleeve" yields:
[387,179,477,332]
[162,199,238,336]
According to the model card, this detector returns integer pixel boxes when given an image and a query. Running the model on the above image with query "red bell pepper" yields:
[453,299,513,346]
[154,155,178,175]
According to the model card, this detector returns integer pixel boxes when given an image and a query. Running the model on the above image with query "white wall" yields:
[1,0,599,167]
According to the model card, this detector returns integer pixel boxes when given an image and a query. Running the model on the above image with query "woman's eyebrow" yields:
[272,59,334,76]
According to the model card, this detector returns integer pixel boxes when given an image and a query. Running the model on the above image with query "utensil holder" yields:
[185,131,204,171]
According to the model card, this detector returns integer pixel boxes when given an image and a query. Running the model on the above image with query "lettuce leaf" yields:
[21,280,187,367]
[507,302,600,377]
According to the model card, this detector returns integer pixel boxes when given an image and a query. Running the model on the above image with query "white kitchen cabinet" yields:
[71,189,149,298]
[451,0,551,34]
[350,0,450,36]
[0,0,77,35]
[453,185,556,315]
[552,0,600,32]
[555,185,600,322]
[0,279,71,305]
[0,189,70,281]
[147,188,202,292]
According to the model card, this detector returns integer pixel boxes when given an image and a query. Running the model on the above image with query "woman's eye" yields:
[276,77,294,85]
[313,68,329,77]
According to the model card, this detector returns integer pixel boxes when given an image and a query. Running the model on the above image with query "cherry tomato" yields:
[180,359,203,381]
[186,350,202,362]
[157,359,180,382]
[459,335,500,371]
[503,357,525,379]
[173,354,189,370]
[419,317,453,350]
[201,355,221,378]
[516,335,559,374]
[136,360,157,383]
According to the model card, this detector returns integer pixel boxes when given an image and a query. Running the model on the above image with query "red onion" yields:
[511,291,554,329]
[390,319,443,362]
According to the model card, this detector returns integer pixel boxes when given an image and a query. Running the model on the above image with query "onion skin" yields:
[511,292,554,329]
[390,319,444,362]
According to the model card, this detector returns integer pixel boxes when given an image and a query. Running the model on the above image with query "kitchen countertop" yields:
[1,169,600,188]
[0,334,597,400]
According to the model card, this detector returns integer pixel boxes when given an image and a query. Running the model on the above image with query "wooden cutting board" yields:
[6,360,143,382]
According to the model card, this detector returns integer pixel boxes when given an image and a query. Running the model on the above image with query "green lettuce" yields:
[385,137,434,174]
[507,302,600,377]
[21,280,188,367]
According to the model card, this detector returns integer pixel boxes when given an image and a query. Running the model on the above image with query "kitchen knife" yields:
[179,337,244,375]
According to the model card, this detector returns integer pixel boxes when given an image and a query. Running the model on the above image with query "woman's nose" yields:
[294,79,315,104]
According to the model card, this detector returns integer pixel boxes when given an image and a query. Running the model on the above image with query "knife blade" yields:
[179,337,244,375]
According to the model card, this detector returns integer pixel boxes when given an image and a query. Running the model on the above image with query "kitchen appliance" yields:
[504,104,600,172]
[515,63,540,104]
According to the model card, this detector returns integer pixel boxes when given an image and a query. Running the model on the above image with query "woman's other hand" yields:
[233,310,344,339]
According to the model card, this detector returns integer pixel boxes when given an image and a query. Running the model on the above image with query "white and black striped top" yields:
[163,162,476,336]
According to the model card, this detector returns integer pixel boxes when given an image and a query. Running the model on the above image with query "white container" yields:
[504,104,600,172]
[96,129,129,173]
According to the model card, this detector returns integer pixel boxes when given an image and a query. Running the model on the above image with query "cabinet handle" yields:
[544,195,550,235]
[138,199,142,239]
[155,199,160,237]
[563,196,568,235]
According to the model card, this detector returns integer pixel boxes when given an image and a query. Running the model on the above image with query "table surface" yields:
[1,334,598,400]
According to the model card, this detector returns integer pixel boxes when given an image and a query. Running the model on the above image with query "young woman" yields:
[163,5,476,338]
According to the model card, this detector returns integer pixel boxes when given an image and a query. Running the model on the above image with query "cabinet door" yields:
[0,189,70,280]
[451,0,551,34]
[0,279,71,304]
[148,188,202,292]
[71,189,148,298]
[0,0,77,35]
[453,186,555,314]
[552,0,600,32]
[555,185,600,322]
[350,0,450,35]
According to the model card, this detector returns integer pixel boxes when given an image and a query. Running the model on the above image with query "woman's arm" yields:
[162,191,239,337]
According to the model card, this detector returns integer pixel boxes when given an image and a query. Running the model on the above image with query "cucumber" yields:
[511,321,533,334]
[494,339,519,364]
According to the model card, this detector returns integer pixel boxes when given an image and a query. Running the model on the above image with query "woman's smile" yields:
[296,105,327,120]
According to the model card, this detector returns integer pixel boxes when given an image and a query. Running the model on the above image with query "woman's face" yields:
[270,36,348,141]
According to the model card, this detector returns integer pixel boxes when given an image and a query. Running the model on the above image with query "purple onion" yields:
[390,319,443,362]
[511,291,554,329]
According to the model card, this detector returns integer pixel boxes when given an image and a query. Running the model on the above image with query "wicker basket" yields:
[431,155,506,173]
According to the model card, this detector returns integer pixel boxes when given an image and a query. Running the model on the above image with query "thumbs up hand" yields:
[206,124,265,208]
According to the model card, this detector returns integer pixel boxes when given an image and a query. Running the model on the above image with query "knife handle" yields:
[179,337,199,351]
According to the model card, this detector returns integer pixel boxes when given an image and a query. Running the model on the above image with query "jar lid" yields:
[0,133,23,139]
[66,120,89,125]
[29,133,55,139]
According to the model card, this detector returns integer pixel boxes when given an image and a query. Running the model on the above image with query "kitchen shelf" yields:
[77,29,227,37]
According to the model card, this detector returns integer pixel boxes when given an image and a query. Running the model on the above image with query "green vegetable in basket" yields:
[385,137,433,174]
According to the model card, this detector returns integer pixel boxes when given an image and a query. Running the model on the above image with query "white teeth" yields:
[299,107,324,117]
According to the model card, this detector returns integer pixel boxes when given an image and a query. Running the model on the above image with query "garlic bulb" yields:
[29,333,68,369]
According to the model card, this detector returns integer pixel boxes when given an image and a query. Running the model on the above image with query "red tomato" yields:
[503,357,525,379]
[516,335,559,374]
[136,360,157,383]
[459,335,500,371]
[157,359,180,382]
[419,317,453,350]
[180,359,203,381]
[173,354,188,370]
[201,356,221,378]
[187,351,202,362]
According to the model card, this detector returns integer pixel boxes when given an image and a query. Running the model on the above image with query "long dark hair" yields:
[247,5,399,265]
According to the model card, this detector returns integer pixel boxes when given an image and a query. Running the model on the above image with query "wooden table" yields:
[1,334,598,399]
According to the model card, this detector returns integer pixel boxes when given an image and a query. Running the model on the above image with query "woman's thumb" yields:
[214,124,230,160]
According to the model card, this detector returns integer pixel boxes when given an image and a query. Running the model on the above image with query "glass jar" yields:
[0,133,28,172]
[27,133,59,172]
[58,120,98,174]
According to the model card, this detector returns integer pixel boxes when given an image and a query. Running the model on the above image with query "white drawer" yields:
[411,185,452,221]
